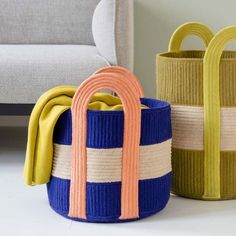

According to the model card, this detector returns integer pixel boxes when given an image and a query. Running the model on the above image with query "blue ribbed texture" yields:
[47,173,172,223]
[53,98,172,147]
[49,98,172,222]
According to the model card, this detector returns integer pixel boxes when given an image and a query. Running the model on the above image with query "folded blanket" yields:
[24,86,147,185]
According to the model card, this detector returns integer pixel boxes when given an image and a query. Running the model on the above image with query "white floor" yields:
[1,127,236,236]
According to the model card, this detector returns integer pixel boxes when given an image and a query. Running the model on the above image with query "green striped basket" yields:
[157,22,236,200]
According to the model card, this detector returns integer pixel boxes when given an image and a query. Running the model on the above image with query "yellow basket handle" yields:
[203,26,236,199]
[168,22,214,52]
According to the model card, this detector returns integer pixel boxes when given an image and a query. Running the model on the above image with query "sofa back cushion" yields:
[0,0,100,44]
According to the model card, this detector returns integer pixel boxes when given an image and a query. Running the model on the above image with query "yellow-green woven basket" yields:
[157,22,236,200]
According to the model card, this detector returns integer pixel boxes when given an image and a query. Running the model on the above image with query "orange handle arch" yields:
[94,66,144,98]
[68,70,143,220]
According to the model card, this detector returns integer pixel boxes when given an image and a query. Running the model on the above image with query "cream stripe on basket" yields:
[52,139,172,182]
[172,105,236,151]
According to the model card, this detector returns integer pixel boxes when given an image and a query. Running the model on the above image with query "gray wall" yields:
[134,0,236,98]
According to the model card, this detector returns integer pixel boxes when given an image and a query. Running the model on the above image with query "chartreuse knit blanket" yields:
[24,85,147,186]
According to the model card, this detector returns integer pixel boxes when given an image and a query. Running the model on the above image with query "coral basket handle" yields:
[203,26,236,199]
[95,66,144,98]
[168,22,214,52]
[68,68,143,220]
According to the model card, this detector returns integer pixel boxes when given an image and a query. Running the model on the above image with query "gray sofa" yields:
[0,0,133,115]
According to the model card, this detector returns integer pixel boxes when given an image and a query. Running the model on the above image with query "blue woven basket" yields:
[43,67,172,222]
[47,96,172,222]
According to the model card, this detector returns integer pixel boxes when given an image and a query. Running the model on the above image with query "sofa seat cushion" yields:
[0,45,110,104]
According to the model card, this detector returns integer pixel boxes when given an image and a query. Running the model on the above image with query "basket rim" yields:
[157,49,236,61]
[84,97,170,115]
